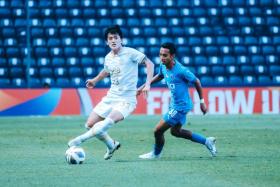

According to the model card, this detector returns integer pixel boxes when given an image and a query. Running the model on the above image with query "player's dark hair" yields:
[161,42,176,55]
[104,25,123,40]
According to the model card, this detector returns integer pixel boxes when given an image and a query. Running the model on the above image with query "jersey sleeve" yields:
[130,48,146,64]
[183,68,197,83]
[158,64,163,76]
[103,56,110,73]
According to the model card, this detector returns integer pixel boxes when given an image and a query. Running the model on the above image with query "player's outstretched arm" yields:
[86,69,109,88]
[137,73,164,96]
[194,78,208,114]
[140,58,154,96]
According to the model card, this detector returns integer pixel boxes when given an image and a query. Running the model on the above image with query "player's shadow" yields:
[115,155,238,162]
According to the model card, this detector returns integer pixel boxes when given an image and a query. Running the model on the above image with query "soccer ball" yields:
[65,146,86,164]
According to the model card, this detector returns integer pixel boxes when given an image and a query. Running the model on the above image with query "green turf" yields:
[0,115,279,187]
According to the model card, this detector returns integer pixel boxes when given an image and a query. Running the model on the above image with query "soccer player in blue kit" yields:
[138,42,217,159]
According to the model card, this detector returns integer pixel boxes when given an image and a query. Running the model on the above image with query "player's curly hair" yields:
[104,25,123,40]
[161,42,176,55]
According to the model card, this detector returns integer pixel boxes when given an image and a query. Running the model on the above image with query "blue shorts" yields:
[163,109,188,127]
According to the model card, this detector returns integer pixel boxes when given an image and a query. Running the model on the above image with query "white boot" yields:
[205,137,217,157]
[104,141,121,160]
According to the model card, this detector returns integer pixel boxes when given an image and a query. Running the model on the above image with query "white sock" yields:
[96,132,115,149]
[76,118,115,143]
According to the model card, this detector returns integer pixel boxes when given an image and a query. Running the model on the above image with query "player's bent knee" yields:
[170,129,180,137]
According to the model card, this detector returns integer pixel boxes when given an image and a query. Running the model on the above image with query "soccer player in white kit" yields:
[68,25,154,160]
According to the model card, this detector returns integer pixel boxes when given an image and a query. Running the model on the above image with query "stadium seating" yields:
[0,0,279,88]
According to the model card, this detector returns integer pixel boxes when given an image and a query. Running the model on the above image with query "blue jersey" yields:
[159,60,197,112]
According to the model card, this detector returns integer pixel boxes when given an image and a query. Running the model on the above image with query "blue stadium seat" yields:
[166,8,179,17]
[199,26,214,35]
[2,28,16,37]
[269,65,280,76]
[47,38,61,47]
[0,78,11,88]
[29,78,41,88]
[94,0,107,7]
[72,18,84,27]
[6,47,20,57]
[258,75,271,85]
[267,16,279,25]
[38,0,52,8]
[216,36,230,45]
[79,47,92,56]
[52,58,65,67]
[200,76,214,86]
[12,78,26,87]
[193,8,207,17]
[54,67,68,77]
[37,58,50,67]
[69,67,82,77]
[205,46,219,56]
[81,57,94,67]
[214,76,228,85]
[93,47,106,57]
[60,28,72,37]
[139,8,152,17]
[197,66,210,76]
[0,67,8,77]
[226,65,239,75]
[83,9,96,18]
[171,27,185,37]
[262,46,275,55]
[76,38,89,46]
[71,77,84,87]
[155,18,168,26]
[28,67,38,77]
[251,55,265,65]
[99,18,112,27]
[55,78,70,88]
[66,57,80,66]
[40,67,53,77]
[55,8,68,17]
[240,65,254,75]
[10,67,24,78]
[143,27,157,37]
[194,56,207,65]
[234,46,247,55]
[43,19,56,27]
[132,38,146,47]
[243,76,257,85]
[177,46,190,55]
[0,58,7,67]
[229,76,243,86]
[67,1,80,8]
[64,47,77,57]
[212,66,225,76]
[83,67,96,77]
[188,37,201,45]
[35,47,48,57]
[273,76,280,84]
[41,77,55,87]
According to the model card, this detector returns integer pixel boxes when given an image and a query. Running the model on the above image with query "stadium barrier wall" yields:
[0,87,279,116]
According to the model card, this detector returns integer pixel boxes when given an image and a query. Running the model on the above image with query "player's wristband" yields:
[200,99,205,104]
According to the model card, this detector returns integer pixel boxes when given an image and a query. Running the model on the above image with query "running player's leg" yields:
[139,119,170,159]
[68,99,111,147]
[98,100,136,160]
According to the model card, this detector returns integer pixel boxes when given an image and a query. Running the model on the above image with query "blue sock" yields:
[153,144,163,155]
[191,133,206,145]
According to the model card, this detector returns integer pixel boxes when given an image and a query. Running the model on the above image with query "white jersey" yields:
[103,47,145,102]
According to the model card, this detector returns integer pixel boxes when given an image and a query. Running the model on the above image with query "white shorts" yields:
[93,96,136,119]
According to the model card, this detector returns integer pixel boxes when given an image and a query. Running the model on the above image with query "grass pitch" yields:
[0,115,279,187]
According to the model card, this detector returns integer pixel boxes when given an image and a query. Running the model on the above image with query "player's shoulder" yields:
[122,46,141,54]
